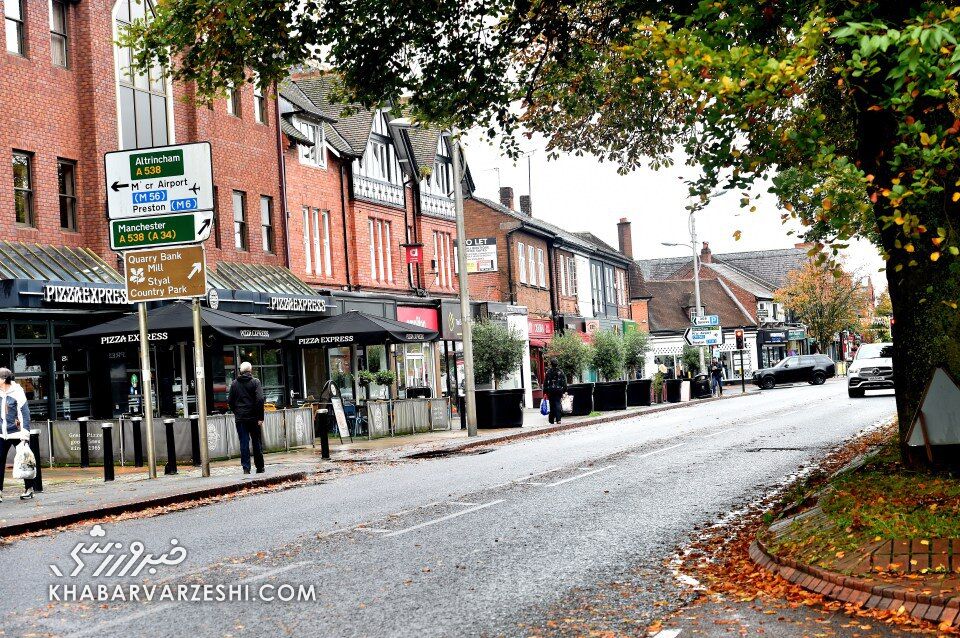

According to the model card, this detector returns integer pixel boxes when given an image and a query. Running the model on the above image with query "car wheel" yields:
[848,388,865,398]
[760,376,775,390]
[812,372,826,385]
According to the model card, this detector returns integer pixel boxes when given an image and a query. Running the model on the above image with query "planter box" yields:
[627,379,652,407]
[593,381,628,411]
[664,379,683,403]
[565,383,594,416]
[475,388,525,428]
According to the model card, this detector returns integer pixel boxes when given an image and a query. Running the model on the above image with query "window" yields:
[302,207,312,274]
[253,82,265,123]
[558,255,567,296]
[311,209,321,275]
[568,257,578,296]
[12,151,34,227]
[320,210,332,276]
[604,266,615,307]
[517,242,527,284]
[212,185,221,248]
[226,85,241,117]
[58,159,77,230]
[50,0,68,66]
[260,195,274,253]
[527,245,536,287]
[297,120,325,167]
[433,231,453,288]
[591,263,603,312]
[115,0,168,149]
[232,190,247,250]
[536,248,545,287]
[356,112,401,184]
[615,270,627,305]
[5,0,24,55]
[368,218,393,282]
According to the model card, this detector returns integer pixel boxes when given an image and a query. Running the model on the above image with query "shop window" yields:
[5,0,24,55]
[115,0,169,149]
[236,345,284,405]
[328,347,353,400]
[0,321,9,343]
[302,348,326,400]
[58,159,77,230]
[55,347,91,419]
[50,0,68,67]
[13,322,49,342]
[13,349,50,418]
[13,151,34,227]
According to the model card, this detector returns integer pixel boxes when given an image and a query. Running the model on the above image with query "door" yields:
[530,347,544,402]
[780,356,802,383]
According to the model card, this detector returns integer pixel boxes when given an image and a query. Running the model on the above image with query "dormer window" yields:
[688,306,706,322]
[428,137,453,195]
[355,111,402,185]
[297,119,325,168]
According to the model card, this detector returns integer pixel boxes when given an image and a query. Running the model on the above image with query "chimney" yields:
[519,195,532,215]
[700,241,712,264]
[616,217,633,258]
[499,186,515,210]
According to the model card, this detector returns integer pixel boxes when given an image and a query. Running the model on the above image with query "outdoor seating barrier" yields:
[102,423,114,482]
[29,428,43,492]
[129,416,144,467]
[163,419,177,475]
[189,414,201,466]
[78,416,90,468]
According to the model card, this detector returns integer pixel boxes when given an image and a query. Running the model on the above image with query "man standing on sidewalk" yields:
[228,362,265,474]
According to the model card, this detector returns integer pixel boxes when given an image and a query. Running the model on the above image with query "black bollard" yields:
[29,429,43,493]
[78,416,90,468]
[189,414,201,466]
[163,418,177,475]
[459,396,466,431]
[316,410,330,460]
[130,416,144,467]
[102,423,115,482]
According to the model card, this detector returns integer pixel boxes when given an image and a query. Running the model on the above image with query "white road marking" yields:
[545,465,616,487]
[631,443,686,458]
[652,629,682,638]
[520,467,563,480]
[452,501,480,506]
[356,527,392,533]
[382,500,506,538]
[703,428,736,438]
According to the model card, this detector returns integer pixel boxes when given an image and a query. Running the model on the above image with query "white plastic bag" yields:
[560,393,574,415]
[13,440,36,480]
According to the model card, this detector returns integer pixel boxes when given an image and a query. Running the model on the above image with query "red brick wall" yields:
[630,299,650,330]
[417,212,459,297]
[553,248,579,315]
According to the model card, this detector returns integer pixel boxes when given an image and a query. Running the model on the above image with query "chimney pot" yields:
[700,241,712,264]
[499,187,515,210]
[616,217,633,259]
[519,195,532,215]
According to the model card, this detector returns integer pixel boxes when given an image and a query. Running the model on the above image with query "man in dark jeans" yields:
[543,359,568,425]
[228,361,266,474]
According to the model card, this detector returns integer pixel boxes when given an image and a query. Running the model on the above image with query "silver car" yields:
[847,342,894,398]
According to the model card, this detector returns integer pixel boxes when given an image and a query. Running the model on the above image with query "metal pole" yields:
[450,135,478,437]
[740,349,746,394]
[689,211,705,372]
[192,298,211,477]
[179,342,189,418]
[138,302,157,479]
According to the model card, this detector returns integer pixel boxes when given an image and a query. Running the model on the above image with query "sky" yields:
[463,131,887,291]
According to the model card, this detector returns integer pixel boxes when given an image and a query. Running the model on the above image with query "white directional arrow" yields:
[187,262,202,280]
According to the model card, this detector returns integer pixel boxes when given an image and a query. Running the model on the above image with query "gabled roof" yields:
[570,232,630,263]
[292,74,376,156]
[636,245,810,291]
[639,279,756,333]
[635,255,689,281]
[407,128,442,175]
[703,262,775,298]
[278,79,330,121]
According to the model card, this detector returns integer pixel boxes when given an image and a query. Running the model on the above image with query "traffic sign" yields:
[692,314,720,327]
[105,142,214,220]
[110,211,213,251]
[124,245,207,303]
[684,325,724,347]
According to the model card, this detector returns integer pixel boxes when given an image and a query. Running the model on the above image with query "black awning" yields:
[294,310,437,347]
[61,302,293,345]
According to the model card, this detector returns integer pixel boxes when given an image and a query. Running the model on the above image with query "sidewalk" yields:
[0,388,758,538]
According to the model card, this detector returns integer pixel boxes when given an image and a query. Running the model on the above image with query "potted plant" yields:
[374,369,396,399]
[547,332,594,416]
[472,321,527,427]
[652,370,665,404]
[357,369,376,398]
[623,330,652,406]
[591,330,627,411]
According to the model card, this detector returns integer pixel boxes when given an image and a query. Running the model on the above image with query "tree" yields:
[775,263,869,352]
[591,330,626,382]
[547,332,592,383]
[623,331,651,378]
[126,2,960,459]
[471,321,526,390]
[875,291,893,317]
[681,346,703,376]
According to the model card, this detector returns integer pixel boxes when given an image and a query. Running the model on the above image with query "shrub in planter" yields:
[626,378,652,407]
[681,345,703,376]
[472,321,527,427]
[591,330,627,411]
[374,369,396,400]
[547,332,593,383]
[651,371,664,403]
[623,330,650,379]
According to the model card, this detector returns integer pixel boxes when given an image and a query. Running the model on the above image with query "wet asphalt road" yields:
[0,380,895,637]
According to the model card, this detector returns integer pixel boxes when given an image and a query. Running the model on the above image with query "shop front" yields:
[396,305,441,398]
[527,317,555,402]
[477,302,532,408]
[757,328,788,369]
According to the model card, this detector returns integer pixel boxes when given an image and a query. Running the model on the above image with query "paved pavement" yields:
[0,380,896,637]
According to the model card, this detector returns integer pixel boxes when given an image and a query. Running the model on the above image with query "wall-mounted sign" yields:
[42,284,129,306]
[440,300,464,340]
[464,237,497,273]
[267,296,333,313]
[759,330,787,344]
[404,244,424,265]
[787,328,807,341]
[397,306,439,331]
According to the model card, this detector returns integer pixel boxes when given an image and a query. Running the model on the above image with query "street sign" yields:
[110,210,214,251]
[684,325,724,347]
[124,245,207,303]
[692,314,720,327]
[105,142,214,220]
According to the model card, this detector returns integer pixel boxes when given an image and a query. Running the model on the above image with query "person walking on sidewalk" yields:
[0,367,34,501]
[543,359,568,425]
[710,359,724,397]
[228,362,265,475]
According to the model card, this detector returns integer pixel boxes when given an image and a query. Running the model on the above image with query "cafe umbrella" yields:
[292,310,438,346]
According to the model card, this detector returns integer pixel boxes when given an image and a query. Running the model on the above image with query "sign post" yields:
[191,299,210,477]
[137,303,157,478]
[123,245,207,302]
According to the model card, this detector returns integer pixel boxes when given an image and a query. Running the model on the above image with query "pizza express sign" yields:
[42,284,129,306]
[267,296,333,313]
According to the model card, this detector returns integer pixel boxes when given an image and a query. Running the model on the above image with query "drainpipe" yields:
[339,163,353,290]
[505,228,519,304]
[404,176,419,292]
[547,238,558,319]
[274,85,292,269]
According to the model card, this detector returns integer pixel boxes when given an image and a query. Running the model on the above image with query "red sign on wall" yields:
[528,318,555,347]
[404,245,424,265]
[397,306,439,331]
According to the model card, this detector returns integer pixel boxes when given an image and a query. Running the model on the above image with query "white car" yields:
[847,342,894,398]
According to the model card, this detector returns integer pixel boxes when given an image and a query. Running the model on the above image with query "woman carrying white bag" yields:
[0,367,35,501]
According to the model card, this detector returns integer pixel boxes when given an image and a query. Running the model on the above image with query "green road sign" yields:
[110,211,213,251]
[129,149,185,180]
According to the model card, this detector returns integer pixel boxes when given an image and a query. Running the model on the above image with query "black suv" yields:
[752,354,836,389]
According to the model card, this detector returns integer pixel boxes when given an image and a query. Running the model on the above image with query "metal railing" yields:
[353,174,405,208]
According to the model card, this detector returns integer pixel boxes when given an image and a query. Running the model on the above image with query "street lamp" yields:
[662,209,706,372]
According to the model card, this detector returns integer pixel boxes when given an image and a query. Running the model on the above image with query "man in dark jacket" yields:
[228,362,265,474]
[543,359,568,425]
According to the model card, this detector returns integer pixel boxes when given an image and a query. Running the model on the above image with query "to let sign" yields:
[124,245,207,303]
[105,142,214,220]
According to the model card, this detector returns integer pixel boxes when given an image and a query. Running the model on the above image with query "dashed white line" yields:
[631,442,686,459]
[703,427,736,438]
[382,500,506,538]
[545,465,616,487]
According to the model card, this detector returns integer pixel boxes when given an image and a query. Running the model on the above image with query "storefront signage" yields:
[787,328,806,341]
[404,244,424,265]
[267,296,332,313]
[585,319,600,335]
[397,306,439,331]
[299,335,354,346]
[110,211,214,251]
[239,330,271,339]
[124,245,207,303]
[760,330,787,344]
[440,301,464,341]
[105,142,214,220]
[464,237,498,273]
[42,284,129,306]
[99,331,169,345]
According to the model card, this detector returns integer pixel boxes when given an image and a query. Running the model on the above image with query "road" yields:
[0,381,895,637]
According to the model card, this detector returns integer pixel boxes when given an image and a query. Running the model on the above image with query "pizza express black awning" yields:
[61,302,293,345]
[294,310,438,347]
